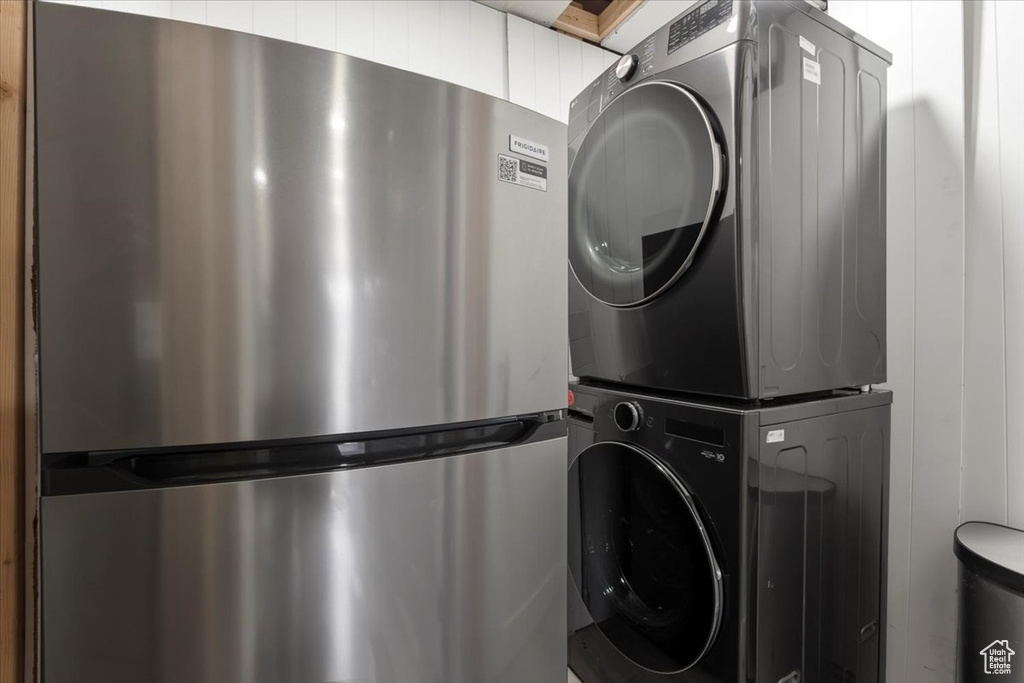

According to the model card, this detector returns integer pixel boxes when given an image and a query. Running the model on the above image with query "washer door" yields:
[569,441,723,673]
[568,82,723,307]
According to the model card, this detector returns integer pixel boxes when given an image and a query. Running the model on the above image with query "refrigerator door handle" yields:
[44,413,564,495]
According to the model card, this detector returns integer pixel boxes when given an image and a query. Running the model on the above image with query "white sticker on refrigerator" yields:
[509,135,549,163]
[799,35,816,55]
[766,429,785,444]
[803,57,821,85]
[498,154,547,192]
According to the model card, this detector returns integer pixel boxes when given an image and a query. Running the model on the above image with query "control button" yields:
[615,53,639,82]
[613,401,643,432]
[646,416,655,428]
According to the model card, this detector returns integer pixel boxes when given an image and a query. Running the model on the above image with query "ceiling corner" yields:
[474,0,574,28]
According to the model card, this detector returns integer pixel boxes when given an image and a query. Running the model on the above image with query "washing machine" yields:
[567,382,891,682]
[568,0,892,399]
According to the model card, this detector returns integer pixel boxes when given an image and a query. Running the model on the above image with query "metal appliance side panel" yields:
[756,3,888,396]
[756,403,890,683]
[41,437,568,683]
[36,4,568,454]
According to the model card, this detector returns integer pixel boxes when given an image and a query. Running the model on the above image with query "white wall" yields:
[506,14,615,123]
[962,0,1024,530]
[830,1,1024,680]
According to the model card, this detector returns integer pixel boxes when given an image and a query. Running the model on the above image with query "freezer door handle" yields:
[43,412,565,495]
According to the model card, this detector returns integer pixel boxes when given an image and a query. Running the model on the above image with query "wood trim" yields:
[597,0,643,39]
[0,1,26,683]
[553,0,644,45]
[552,4,600,43]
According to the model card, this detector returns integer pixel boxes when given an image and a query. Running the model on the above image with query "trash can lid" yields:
[954,522,1024,593]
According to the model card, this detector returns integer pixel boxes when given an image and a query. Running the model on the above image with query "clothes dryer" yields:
[568,0,891,399]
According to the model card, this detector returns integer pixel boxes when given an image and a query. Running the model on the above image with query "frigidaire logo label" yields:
[980,640,1015,675]
[509,135,549,163]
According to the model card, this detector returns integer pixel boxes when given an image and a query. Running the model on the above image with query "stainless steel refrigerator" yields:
[34,4,568,682]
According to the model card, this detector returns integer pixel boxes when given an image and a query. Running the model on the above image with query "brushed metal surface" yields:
[35,3,568,454]
[42,438,569,683]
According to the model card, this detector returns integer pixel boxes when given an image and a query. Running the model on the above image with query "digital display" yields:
[668,0,733,55]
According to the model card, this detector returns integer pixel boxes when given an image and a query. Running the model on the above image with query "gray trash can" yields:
[955,522,1024,682]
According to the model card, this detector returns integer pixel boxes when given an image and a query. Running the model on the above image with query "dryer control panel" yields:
[601,34,656,105]
[668,0,734,55]
[568,0,747,143]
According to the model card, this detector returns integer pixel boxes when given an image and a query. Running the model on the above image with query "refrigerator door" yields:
[35,3,568,454]
[41,437,568,683]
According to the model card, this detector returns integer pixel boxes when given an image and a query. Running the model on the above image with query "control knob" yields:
[613,401,643,432]
[615,53,639,82]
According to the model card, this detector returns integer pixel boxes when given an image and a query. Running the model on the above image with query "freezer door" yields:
[41,438,568,683]
[35,3,568,454]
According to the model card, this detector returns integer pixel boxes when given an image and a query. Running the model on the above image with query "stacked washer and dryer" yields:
[566,2,893,682]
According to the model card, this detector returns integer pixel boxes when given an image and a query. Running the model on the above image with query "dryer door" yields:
[568,81,723,307]
[569,441,723,673]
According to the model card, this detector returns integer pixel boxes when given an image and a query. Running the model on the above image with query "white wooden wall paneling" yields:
[438,1,471,88]
[506,14,536,111]
[532,25,561,121]
[993,0,1024,530]
[962,0,1008,528]
[407,1,441,81]
[170,0,204,24]
[557,35,582,123]
[859,3,915,679]
[254,0,296,42]
[337,1,373,61]
[906,3,965,680]
[207,0,252,33]
[825,0,866,38]
[468,2,508,100]
[506,14,617,123]
[296,1,335,52]
[372,0,408,71]
[90,1,171,17]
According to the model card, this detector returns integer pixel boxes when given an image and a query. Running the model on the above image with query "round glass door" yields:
[568,81,723,307]
[569,441,722,673]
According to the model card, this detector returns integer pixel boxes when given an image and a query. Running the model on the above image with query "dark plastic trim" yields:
[42,411,565,496]
[954,521,1024,594]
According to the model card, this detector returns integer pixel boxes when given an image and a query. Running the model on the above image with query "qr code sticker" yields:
[498,155,518,183]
